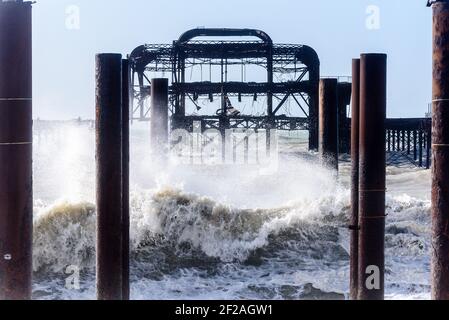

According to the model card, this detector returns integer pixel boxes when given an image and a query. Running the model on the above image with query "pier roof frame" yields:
[129,28,320,133]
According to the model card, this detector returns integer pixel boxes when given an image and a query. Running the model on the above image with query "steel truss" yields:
[129,28,320,148]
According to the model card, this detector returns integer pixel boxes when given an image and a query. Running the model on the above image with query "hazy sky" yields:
[32,0,431,119]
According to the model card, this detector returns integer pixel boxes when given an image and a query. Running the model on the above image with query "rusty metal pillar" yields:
[427,131,432,170]
[387,130,391,152]
[338,101,347,154]
[350,59,360,300]
[414,130,418,160]
[392,130,396,151]
[358,53,387,300]
[407,130,411,155]
[419,130,423,167]
[266,45,274,156]
[430,0,449,300]
[319,79,339,171]
[96,53,124,300]
[307,58,320,152]
[309,102,319,151]
[121,59,130,300]
[423,129,426,153]
[338,83,352,154]
[150,78,169,163]
[0,0,33,300]
[393,131,396,151]
[402,130,406,151]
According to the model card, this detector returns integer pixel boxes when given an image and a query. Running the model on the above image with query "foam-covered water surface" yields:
[31,122,431,300]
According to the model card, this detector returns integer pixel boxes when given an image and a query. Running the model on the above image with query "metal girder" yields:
[179,115,309,132]
[129,28,320,134]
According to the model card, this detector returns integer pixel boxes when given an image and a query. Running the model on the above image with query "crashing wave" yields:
[32,185,349,272]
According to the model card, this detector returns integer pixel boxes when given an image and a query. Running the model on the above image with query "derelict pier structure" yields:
[129,28,323,150]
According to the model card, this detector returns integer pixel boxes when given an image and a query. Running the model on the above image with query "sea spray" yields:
[30,183,432,299]
[33,202,96,272]
[32,184,349,272]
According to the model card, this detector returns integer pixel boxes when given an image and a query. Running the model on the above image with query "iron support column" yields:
[308,63,320,151]
[350,59,360,300]
[392,130,396,151]
[0,1,33,300]
[431,0,449,300]
[151,78,169,162]
[358,53,387,300]
[319,79,339,171]
[397,130,401,151]
[96,53,124,300]
[414,131,418,160]
[407,130,411,155]
[121,59,130,300]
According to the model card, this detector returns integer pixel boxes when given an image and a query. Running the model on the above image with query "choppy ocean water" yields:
[31,121,431,300]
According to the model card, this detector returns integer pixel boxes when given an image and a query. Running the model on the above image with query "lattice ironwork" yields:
[128,28,320,149]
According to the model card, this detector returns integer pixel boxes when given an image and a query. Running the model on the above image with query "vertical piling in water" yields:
[430,0,449,300]
[397,131,400,151]
[401,131,405,151]
[150,78,169,163]
[387,130,391,152]
[338,102,348,154]
[96,53,124,300]
[392,130,396,151]
[319,79,339,171]
[0,0,33,300]
[350,59,360,300]
[121,59,130,300]
[358,53,386,300]
[308,56,320,152]
[338,83,352,154]
[414,131,418,160]
[419,130,423,167]
[427,125,432,170]
[407,130,411,155]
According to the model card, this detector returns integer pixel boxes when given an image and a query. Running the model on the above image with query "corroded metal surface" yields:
[319,79,338,171]
[96,53,124,300]
[129,29,320,151]
[431,1,449,300]
[350,59,360,301]
[121,59,130,301]
[151,78,169,163]
[358,53,386,301]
